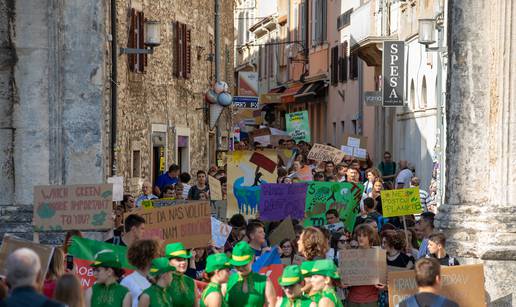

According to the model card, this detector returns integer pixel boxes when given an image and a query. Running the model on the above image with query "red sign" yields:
[259,264,284,297]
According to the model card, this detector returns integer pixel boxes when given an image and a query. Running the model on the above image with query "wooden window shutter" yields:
[138,11,146,73]
[339,41,348,82]
[184,25,192,79]
[173,21,182,77]
[331,46,338,85]
[128,8,137,72]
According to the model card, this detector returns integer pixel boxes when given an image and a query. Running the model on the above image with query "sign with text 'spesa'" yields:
[383,41,405,107]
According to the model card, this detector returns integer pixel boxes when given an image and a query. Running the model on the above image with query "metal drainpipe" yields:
[214,0,221,157]
[110,0,118,176]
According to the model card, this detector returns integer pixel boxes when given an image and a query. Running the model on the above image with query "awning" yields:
[294,81,327,103]
[260,86,286,104]
[280,84,303,103]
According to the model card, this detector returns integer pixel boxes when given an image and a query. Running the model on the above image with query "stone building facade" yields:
[0,0,234,242]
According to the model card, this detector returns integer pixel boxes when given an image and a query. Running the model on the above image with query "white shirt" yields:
[120,270,151,307]
[395,169,413,189]
[182,183,192,200]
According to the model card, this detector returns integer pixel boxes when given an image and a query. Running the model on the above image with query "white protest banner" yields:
[211,217,232,248]
[339,248,387,286]
[107,176,124,201]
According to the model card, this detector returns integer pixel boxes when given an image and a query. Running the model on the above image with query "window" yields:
[331,46,339,85]
[410,79,415,109]
[132,150,141,177]
[341,121,345,134]
[339,41,348,82]
[173,21,192,79]
[421,76,427,109]
[337,9,352,30]
[128,9,147,73]
[311,0,327,47]
[300,2,307,48]
[349,53,358,79]
[333,122,337,145]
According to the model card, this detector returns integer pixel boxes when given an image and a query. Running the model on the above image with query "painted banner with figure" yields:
[227,150,278,218]
[258,183,307,221]
[388,264,486,307]
[304,181,364,232]
[286,111,311,143]
[33,184,113,232]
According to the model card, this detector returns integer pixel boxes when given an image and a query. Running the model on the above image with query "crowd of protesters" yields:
[0,139,458,307]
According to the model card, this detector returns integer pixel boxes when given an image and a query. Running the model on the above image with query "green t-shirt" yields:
[378,161,396,178]
[166,273,196,307]
[279,294,313,307]
[201,282,227,307]
[225,271,267,307]
[91,282,129,307]
[142,284,173,307]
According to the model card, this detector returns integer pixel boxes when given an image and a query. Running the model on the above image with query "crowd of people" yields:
[0,139,459,307]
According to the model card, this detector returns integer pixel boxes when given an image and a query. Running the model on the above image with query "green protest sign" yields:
[381,188,422,217]
[286,111,311,143]
[304,182,364,232]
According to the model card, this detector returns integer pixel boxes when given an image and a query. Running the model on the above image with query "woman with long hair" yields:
[279,239,296,265]
[187,247,208,280]
[43,247,65,298]
[200,253,232,307]
[85,251,131,307]
[382,230,414,269]
[138,258,175,307]
[297,227,329,261]
[54,274,85,307]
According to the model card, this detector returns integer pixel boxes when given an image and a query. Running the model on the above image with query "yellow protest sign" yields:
[381,188,422,217]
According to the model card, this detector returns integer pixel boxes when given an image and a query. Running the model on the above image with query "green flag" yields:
[68,236,135,269]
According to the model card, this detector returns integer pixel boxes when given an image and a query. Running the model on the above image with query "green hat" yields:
[90,250,121,269]
[149,257,176,277]
[205,253,232,273]
[165,242,192,259]
[309,259,340,280]
[229,241,254,266]
[300,261,315,277]
[278,265,304,287]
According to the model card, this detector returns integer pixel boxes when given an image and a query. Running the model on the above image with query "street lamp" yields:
[120,20,161,54]
[418,13,446,207]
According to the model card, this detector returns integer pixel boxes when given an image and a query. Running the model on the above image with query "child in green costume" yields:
[307,259,343,307]
[275,265,312,307]
[139,257,175,307]
[165,242,198,307]
[201,253,232,307]
[85,250,132,307]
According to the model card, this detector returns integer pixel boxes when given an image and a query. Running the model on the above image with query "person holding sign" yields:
[397,258,459,307]
[274,265,312,307]
[345,224,384,307]
[138,258,175,307]
[165,242,197,307]
[225,241,276,307]
[307,259,343,307]
[200,253,232,307]
[85,250,132,307]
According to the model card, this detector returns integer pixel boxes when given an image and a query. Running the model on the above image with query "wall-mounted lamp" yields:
[120,20,161,54]
[418,13,445,52]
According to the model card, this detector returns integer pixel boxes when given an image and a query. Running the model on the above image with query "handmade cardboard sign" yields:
[269,217,296,247]
[388,264,486,307]
[0,235,54,277]
[286,111,311,143]
[227,150,278,218]
[211,217,232,248]
[33,184,113,232]
[381,188,422,217]
[339,248,387,286]
[259,183,307,221]
[304,181,364,232]
[133,201,212,249]
[208,176,223,201]
[307,144,346,164]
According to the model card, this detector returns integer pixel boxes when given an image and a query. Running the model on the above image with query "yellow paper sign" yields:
[381,188,422,217]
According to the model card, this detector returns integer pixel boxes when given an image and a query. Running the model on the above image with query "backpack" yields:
[405,294,446,307]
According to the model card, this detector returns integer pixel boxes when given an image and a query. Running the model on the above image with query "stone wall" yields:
[113,0,234,194]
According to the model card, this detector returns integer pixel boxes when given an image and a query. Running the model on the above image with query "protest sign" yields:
[307,144,346,164]
[304,181,364,232]
[381,188,422,217]
[227,150,278,218]
[260,264,284,297]
[33,184,113,232]
[269,217,296,247]
[133,201,211,249]
[344,134,368,150]
[211,217,232,248]
[208,176,223,200]
[388,264,486,307]
[0,235,54,277]
[141,198,189,209]
[107,176,124,201]
[211,200,227,220]
[259,183,307,221]
[286,111,311,143]
[339,248,387,286]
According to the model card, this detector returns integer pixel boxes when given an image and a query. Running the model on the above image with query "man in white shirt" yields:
[396,160,413,189]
